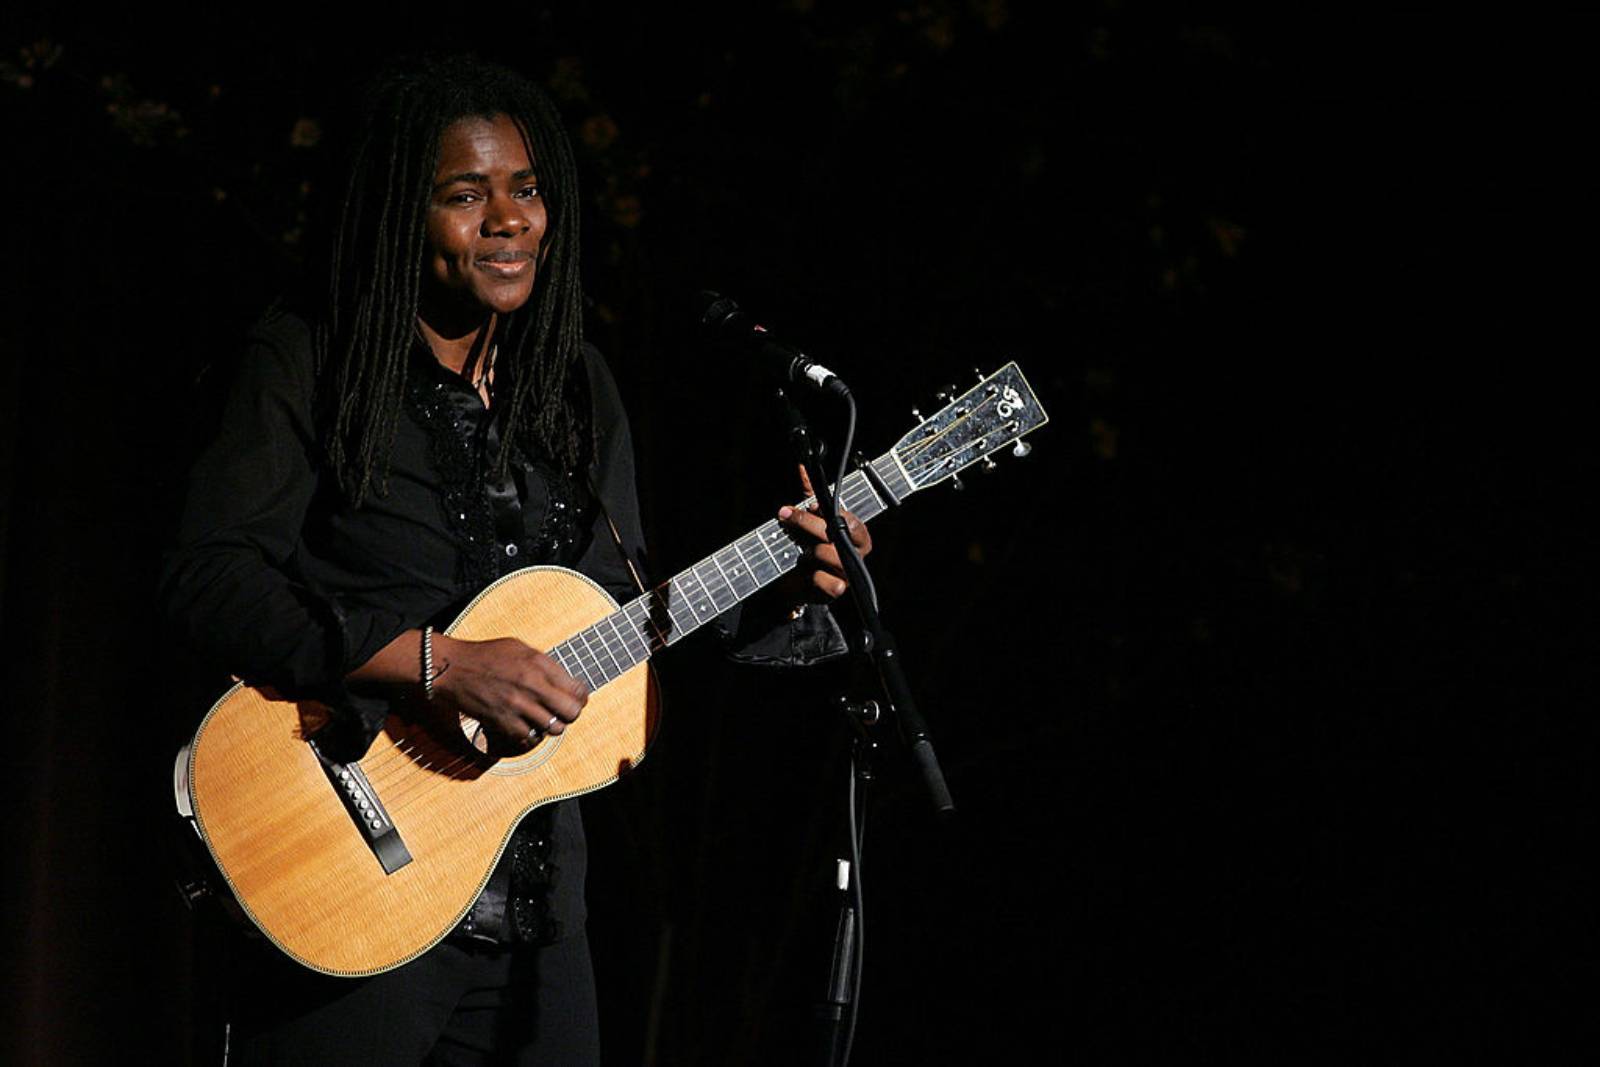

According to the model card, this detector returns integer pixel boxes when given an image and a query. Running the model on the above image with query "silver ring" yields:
[525,724,541,745]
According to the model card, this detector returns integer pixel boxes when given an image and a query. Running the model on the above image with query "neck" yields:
[416,311,497,379]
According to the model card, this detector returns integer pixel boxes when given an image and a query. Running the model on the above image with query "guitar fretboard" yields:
[547,452,911,693]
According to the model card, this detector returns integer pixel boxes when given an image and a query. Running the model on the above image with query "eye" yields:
[515,183,540,200]
[443,190,481,206]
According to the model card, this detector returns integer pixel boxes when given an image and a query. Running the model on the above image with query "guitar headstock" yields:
[891,363,1048,493]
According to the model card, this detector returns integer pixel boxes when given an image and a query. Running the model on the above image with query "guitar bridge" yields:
[310,742,413,875]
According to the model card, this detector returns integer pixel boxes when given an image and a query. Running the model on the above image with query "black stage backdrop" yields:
[0,6,1590,1064]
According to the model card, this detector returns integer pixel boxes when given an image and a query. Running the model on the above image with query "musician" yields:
[160,54,868,1064]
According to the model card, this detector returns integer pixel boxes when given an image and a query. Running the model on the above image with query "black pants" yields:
[223,935,600,1066]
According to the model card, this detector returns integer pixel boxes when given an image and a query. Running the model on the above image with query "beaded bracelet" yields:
[421,625,436,701]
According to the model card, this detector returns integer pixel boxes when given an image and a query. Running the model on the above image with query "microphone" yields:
[697,291,851,399]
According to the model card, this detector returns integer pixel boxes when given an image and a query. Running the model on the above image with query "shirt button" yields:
[505,543,519,558]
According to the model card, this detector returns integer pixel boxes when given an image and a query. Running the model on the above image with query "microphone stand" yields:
[782,389,954,817]
[776,386,953,1067]
[813,702,874,1067]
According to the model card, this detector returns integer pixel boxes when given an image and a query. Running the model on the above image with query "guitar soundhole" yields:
[458,715,551,757]
[460,714,491,755]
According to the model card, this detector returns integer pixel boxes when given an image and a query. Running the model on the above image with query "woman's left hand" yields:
[776,467,873,603]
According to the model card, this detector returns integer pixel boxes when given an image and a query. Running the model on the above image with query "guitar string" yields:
[363,502,825,799]
[356,451,926,807]
[896,401,1015,474]
[350,412,1012,812]
[365,517,821,810]
[357,626,615,793]
[364,498,859,812]
[362,619,645,802]
[361,516,802,788]
[354,446,939,809]
[359,612,656,798]
[359,472,871,789]
[366,630,619,797]
[360,737,457,802]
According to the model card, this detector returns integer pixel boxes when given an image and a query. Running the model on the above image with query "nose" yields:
[480,195,532,238]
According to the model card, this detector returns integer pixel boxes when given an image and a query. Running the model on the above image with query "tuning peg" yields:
[950,474,965,491]
[911,407,925,423]
[982,456,998,472]
[1012,439,1032,458]
[973,367,985,384]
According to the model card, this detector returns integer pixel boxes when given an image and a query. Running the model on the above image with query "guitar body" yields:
[186,565,660,977]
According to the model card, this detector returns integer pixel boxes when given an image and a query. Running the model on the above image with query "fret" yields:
[596,627,628,682]
[660,586,697,637]
[575,627,617,684]
[766,524,803,569]
[855,467,889,520]
[589,620,627,677]
[606,614,645,667]
[665,577,699,625]
[618,601,651,653]
[692,560,737,614]
[614,612,651,666]
[883,446,916,498]
[730,537,768,589]
[672,573,715,624]
[640,606,667,651]
[750,522,785,572]
[876,454,910,507]
[690,569,722,617]
[708,550,751,602]
[839,470,879,519]
[549,644,576,681]
[833,478,856,512]
[566,638,599,689]
[635,594,676,649]
[556,640,600,691]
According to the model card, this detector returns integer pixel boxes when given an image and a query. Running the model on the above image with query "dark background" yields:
[1,4,1590,1063]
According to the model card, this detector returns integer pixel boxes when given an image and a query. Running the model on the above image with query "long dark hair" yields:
[315,54,587,505]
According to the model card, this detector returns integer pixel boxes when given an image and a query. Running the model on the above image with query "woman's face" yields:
[422,113,547,321]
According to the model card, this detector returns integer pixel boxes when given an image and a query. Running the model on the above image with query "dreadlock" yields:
[316,54,588,505]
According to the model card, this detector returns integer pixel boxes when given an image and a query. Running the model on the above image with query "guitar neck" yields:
[545,452,914,693]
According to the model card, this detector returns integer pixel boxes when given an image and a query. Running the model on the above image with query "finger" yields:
[514,650,587,705]
[535,684,585,724]
[812,543,842,575]
[840,510,870,549]
[778,504,830,542]
[812,572,848,599]
[498,673,582,730]
[780,506,870,563]
[500,638,576,686]
[510,711,561,748]
[506,700,568,739]
[797,464,815,498]
[538,657,590,704]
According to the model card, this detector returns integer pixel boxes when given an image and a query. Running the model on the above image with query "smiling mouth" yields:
[475,251,535,277]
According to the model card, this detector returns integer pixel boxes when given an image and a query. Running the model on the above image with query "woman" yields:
[162,54,866,1064]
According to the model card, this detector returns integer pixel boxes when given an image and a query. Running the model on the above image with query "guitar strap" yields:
[589,473,648,598]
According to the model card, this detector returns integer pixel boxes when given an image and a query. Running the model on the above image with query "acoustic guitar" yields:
[173,363,1047,975]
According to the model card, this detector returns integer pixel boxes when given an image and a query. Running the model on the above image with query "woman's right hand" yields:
[429,634,588,750]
